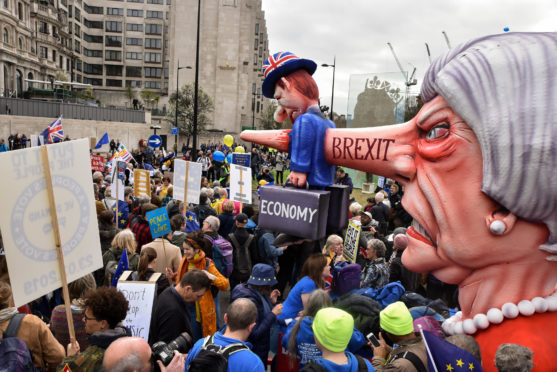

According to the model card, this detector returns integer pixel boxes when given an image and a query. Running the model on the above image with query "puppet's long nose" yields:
[240,129,291,153]
[324,122,416,185]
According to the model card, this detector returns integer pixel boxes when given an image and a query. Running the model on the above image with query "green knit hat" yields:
[312,308,354,352]
[379,301,414,336]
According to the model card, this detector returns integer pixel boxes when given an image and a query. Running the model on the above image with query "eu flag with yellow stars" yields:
[185,211,200,233]
[421,330,483,372]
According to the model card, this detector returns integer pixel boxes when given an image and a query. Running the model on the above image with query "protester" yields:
[0,281,64,372]
[256,228,286,269]
[257,165,275,183]
[192,191,217,225]
[361,239,390,289]
[58,287,131,372]
[230,264,283,366]
[218,200,236,237]
[140,228,182,277]
[130,203,157,251]
[158,176,173,199]
[227,213,258,291]
[131,247,171,296]
[98,209,119,254]
[102,229,140,285]
[185,298,266,372]
[149,269,212,344]
[322,234,345,265]
[335,167,353,194]
[494,343,534,372]
[371,192,390,236]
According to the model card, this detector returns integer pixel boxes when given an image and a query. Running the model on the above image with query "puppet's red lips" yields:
[407,221,434,246]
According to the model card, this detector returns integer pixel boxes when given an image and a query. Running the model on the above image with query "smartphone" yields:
[366,332,380,347]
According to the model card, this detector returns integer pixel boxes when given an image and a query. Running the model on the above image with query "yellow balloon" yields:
[234,146,245,153]
[223,134,234,147]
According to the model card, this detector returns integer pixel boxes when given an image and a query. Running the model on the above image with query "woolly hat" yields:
[380,301,414,336]
[312,308,354,352]
[261,52,317,98]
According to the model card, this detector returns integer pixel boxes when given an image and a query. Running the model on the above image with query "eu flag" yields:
[111,249,129,287]
[421,330,483,372]
[95,132,110,149]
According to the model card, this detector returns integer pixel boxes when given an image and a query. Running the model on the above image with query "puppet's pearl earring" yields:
[490,220,506,235]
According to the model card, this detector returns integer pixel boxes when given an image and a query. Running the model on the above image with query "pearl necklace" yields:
[442,292,557,335]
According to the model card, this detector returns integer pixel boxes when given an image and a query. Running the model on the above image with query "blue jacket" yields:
[218,212,235,237]
[289,105,336,187]
[258,232,283,268]
[230,283,276,365]
[282,317,367,368]
[185,331,265,372]
[315,351,374,372]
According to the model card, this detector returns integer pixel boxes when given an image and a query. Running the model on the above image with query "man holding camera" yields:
[257,166,275,184]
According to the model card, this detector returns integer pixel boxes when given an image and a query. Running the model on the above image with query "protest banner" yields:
[230,164,252,204]
[343,221,361,263]
[90,154,105,172]
[0,139,103,308]
[117,271,158,341]
[231,153,251,167]
[133,169,151,198]
[111,160,126,202]
[173,159,202,204]
[146,207,171,239]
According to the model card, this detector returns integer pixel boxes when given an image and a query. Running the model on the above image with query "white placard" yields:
[173,159,202,204]
[117,279,157,341]
[30,135,39,147]
[110,160,125,201]
[0,139,103,306]
[343,221,361,263]
[230,164,252,204]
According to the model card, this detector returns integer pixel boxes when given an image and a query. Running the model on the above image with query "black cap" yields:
[235,213,248,223]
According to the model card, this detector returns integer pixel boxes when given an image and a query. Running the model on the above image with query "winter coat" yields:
[98,223,119,253]
[175,250,229,337]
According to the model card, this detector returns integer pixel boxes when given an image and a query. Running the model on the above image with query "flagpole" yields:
[418,325,439,372]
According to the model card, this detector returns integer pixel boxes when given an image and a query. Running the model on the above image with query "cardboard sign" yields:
[232,153,251,167]
[146,207,171,238]
[173,159,202,204]
[258,186,330,240]
[133,169,151,198]
[230,164,252,204]
[111,160,126,201]
[0,139,103,306]
[343,221,361,263]
[90,154,105,172]
[117,274,157,341]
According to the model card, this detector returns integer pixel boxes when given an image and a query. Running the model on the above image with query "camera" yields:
[151,332,193,366]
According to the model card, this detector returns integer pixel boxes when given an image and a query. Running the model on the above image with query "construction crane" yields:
[425,43,432,65]
[386,42,417,119]
[442,31,452,49]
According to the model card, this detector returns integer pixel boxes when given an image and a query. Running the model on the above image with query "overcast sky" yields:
[261,0,557,116]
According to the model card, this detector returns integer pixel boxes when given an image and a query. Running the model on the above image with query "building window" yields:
[126,37,142,46]
[84,4,103,14]
[51,49,56,62]
[255,23,259,35]
[145,24,162,35]
[145,81,161,89]
[254,38,258,50]
[126,8,142,17]
[83,33,103,43]
[83,48,103,57]
[3,0,8,8]
[59,55,63,68]
[107,7,123,16]
[39,22,48,34]
[84,19,103,29]
[126,80,141,88]
[127,0,143,2]
[66,58,70,71]
[164,68,169,78]
[126,52,142,60]
[144,67,161,78]
[105,35,122,47]
[106,79,122,87]
[105,21,122,32]
[83,63,102,75]
[77,60,82,72]
[144,52,161,63]
[74,7,81,21]
[74,40,80,53]
[18,37,22,49]
[167,0,171,4]
[17,2,22,20]
[74,23,81,37]
[145,38,161,49]
[40,46,48,59]
[105,50,121,61]
[126,23,143,32]
[105,65,123,76]
[126,66,142,77]
[146,10,162,18]
[147,0,163,4]
[84,78,102,86]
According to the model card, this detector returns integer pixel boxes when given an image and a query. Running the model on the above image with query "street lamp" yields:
[192,0,201,161]
[321,56,336,121]
[175,60,192,151]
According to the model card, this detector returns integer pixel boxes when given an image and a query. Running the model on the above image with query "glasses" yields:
[83,314,97,322]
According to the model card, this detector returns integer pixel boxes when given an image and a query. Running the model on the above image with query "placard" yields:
[0,139,103,306]
[173,159,202,204]
[30,135,39,147]
[133,169,151,198]
[90,154,105,172]
[230,164,252,204]
[117,276,157,341]
[232,153,251,167]
[146,207,171,239]
[343,221,361,263]
[111,160,126,201]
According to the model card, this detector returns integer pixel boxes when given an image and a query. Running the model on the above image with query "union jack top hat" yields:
[261,51,317,98]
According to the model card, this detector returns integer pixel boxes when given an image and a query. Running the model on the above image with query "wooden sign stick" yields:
[40,146,76,345]
[239,165,243,211]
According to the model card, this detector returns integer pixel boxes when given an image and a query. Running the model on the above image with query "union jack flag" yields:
[116,143,133,163]
[262,52,300,78]
[41,116,64,143]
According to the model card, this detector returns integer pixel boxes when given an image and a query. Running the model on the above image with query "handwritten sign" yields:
[90,154,105,172]
[173,160,202,204]
[232,153,251,167]
[133,169,151,198]
[230,164,252,204]
[146,207,171,238]
[0,139,103,306]
[117,276,157,341]
[343,221,361,263]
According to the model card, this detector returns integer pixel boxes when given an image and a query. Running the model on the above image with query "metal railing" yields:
[0,97,146,123]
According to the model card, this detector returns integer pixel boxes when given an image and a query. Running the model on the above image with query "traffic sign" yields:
[171,127,179,135]
[148,134,162,148]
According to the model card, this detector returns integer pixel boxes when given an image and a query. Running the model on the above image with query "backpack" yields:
[331,262,361,296]
[0,313,41,372]
[205,234,234,277]
[228,234,254,278]
[104,260,119,286]
[188,334,249,372]
[301,355,369,372]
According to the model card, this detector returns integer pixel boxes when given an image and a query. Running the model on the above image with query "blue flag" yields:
[421,330,483,372]
[95,132,110,149]
[185,211,200,233]
[111,249,129,287]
